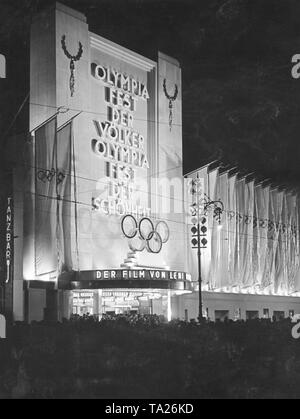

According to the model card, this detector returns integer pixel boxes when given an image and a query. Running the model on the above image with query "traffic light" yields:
[191,212,198,248]
[200,216,207,233]
[191,215,208,249]
[191,226,198,236]
[200,216,208,248]
[191,238,198,247]
[201,238,208,248]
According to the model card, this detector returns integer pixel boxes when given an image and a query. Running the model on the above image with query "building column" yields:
[45,289,58,322]
[167,289,172,321]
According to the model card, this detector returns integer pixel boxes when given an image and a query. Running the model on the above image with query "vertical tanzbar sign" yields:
[5,198,13,284]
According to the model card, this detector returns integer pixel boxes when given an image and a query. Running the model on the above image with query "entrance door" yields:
[101,291,165,316]
[273,311,285,321]
[71,289,173,319]
[215,310,229,322]
[72,291,97,317]
[246,311,259,320]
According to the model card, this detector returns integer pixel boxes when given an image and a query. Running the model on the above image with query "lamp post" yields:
[190,179,224,323]
[196,216,203,323]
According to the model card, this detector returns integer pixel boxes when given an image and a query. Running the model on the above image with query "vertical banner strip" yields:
[72,123,80,272]
[35,117,58,277]
[57,122,73,273]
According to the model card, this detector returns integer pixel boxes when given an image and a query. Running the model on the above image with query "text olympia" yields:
[92,64,150,100]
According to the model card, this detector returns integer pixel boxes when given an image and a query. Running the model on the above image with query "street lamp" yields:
[190,180,224,323]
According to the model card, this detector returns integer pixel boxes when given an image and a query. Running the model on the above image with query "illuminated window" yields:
[234,308,242,321]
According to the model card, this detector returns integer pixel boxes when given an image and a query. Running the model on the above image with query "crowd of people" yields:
[0,314,299,399]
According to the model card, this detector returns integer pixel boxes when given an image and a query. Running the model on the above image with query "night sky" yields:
[1,0,300,187]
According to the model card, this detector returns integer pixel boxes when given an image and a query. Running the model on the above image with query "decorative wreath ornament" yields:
[163,79,179,131]
[61,35,83,97]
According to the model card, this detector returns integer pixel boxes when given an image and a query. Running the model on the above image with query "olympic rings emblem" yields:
[121,215,170,254]
[37,168,66,185]
[37,168,56,183]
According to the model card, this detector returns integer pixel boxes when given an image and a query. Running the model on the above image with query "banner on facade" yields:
[35,117,58,277]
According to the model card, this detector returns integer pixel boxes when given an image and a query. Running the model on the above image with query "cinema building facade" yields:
[3,3,300,323]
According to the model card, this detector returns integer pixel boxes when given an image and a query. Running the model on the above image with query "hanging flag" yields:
[35,117,57,277]
[279,194,289,293]
[289,194,300,292]
[235,179,246,288]
[256,185,270,289]
[56,121,73,274]
[207,167,219,290]
[218,172,229,289]
[252,185,259,286]
[209,173,221,289]
[271,190,283,293]
[242,180,254,288]
[227,174,237,287]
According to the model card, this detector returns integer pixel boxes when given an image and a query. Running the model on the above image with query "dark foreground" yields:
[0,315,300,399]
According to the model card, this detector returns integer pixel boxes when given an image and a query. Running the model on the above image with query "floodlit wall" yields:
[174,291,300,322]
[24,3,187,284]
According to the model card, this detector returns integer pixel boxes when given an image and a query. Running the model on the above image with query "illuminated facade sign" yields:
[91,63,151,218]
[59,269,192,286]
[5,198,13,284]
[94,269,191,281]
